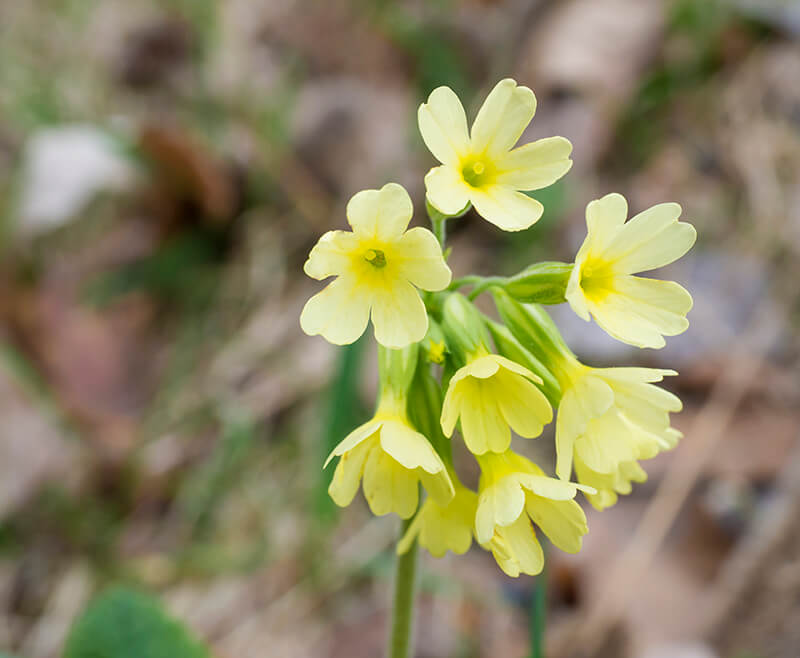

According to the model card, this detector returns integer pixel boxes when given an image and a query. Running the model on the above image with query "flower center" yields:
[462,160,489,187]
[364,248,387,268]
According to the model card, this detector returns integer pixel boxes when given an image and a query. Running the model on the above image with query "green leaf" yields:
[64,587,212,658]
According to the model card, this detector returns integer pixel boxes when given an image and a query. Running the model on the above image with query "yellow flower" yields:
[555,364,682,493]
[397,480,478,558]
[418,78,572,231]
[565,193,697,349]
[300,183,451,348]
[574,456,647,511]
[440,352,552,455]
[475,451,590,577]
[326,396,454,519]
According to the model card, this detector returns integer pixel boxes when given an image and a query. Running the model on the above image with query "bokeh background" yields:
[1,1,799,657]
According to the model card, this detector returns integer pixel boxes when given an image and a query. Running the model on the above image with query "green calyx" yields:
[499,261,572,304]
[439,293,491,365]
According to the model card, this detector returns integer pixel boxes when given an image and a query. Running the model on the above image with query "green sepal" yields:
[485,318,561,406]
[492,289,576,374]
[378,343,419,400]
[499,261,572,304]
[407,355,452,467]
[440,293,491,364]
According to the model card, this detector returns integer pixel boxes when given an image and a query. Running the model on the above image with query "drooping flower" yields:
[397,476,478,558]
[440,351,552,455]
[418,78,572,231]
[555,364,682,492]
[475,450,591,577]
[326,398,454,519]
[574,456,647,511]
[565,193,697,349]
[300,182,451,349]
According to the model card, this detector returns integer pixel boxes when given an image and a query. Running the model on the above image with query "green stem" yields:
[466,277,503,301]
[389,517,419,658]
[432,214,447,248]
[530,562,547,658]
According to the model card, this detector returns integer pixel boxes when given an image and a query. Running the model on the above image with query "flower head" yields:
[440,352,552,455]
[326,397,454,519]
[475,451,590,577]
[419,79,572,231]
[300,183,451,348]
[566,193,697,348]
[555,364,682,494]
[397,479,478,558]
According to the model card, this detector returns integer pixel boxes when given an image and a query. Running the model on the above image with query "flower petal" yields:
[424,165,471,216]
[586,276,693,348]
[395,226,452,291]
[418,86,471,166]
[470,79,536,157]
[363,448,419,518]
[328,439,373,507]
[324,418,383,467]
[460,381,511,454]
[370,278,428,348]
[499,515,544,576]
[476,476,525,543]
[303,230,359,280]
[494,369,552,438]
[585,193,628,250]
[419,469,456,507]
[555,375,614,480]
[526,497,587,554]
[379,420,444,474]
[346,182,413,240]
[300,275,372,345]
[469,185,544,231]
[602,203,696,274]
[494,136,573,190]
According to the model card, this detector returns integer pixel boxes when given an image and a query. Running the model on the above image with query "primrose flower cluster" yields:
[301,79,696,577]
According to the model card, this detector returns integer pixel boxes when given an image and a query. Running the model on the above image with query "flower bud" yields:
[485,319,560,405]
[492,289,576,373]
[500,261,571,304]
[440,293,491,363]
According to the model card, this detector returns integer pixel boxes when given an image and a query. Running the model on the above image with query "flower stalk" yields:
[389,517,419,658]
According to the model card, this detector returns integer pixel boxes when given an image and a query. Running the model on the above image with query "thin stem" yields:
[432,214,447,248]
[388,517,419,658]
[448,275,483,291]
[530,562,548,658]
[467,277,504,300]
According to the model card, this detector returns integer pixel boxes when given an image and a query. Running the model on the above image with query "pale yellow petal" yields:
[419,469,456,506]
[424,164,472,216]
[300,275,371,345]
[494,370,551,439]
[458,355,501,380]
[586,276,693,348]
[518,474,579,501]
[555,376,614,480]
[345,182,413,240]
[602,204,696,273]
[461,382,510,454]
[500,515,544,576]
[371,278,428,348]
[475,477,526,543]
[565,260,591,321]
[493,355,542,384]
[328,439,373,507]
[303,230,359,280]
[440,381,463,437]
[324,419,383,467]
[494,136,573,190]
[469,185,544,231]
[363,448,419,518]
[379,420,444,473]
[395,226,452,291]
[397,511,422,555]
[526,496,587,553]
[418,86,470,166]
[470,79,536,157]
[585,193,628,249]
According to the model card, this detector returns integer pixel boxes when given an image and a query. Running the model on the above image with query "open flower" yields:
[555,364,682,494]
[300,183,451,348]
[397,479,478,558]
[418,78,572,231]
[574,457,647,511]
[565,193,697,348]
[326,398,454,519]
[440,352,552,455]
[475,451,591,577]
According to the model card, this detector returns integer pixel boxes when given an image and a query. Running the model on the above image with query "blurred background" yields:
[1,0,799,657]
